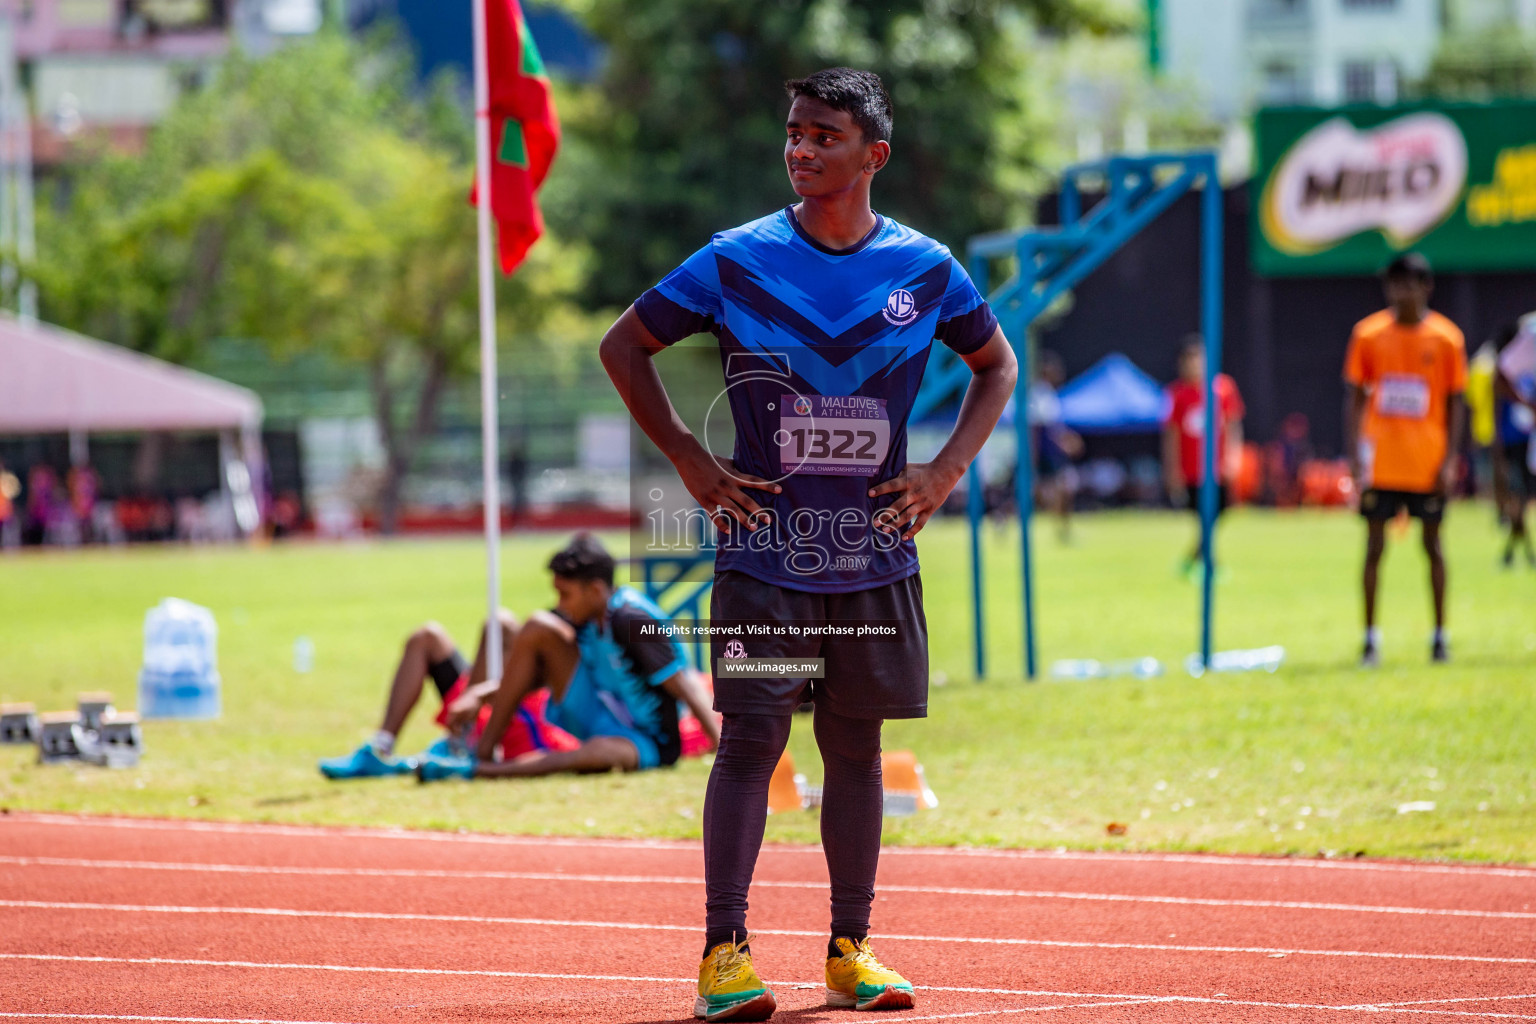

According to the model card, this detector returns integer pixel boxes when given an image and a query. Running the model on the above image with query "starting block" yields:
[881,750,939,817]
[77,691,116,731]
[34,699,145,768]
[80,712,143,769]
[1,703,39,744]
[37,712,83,763]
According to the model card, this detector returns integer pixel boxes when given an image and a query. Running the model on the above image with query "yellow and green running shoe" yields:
[695,936,776,1022]
[825,937,915,1011]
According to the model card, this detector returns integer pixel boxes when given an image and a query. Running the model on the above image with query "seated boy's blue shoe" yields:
[416,751,476,783]
[420,737,457,760]
[319,743,412,780]
[400,736,464,770]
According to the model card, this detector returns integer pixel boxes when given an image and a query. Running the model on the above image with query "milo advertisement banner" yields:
[1253,101,1536,276]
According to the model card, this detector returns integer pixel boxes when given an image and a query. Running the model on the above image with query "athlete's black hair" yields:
[1179,333,1205,359]
[1382,251,1433,283]
[784,67,893,143]
[547,532,615,586]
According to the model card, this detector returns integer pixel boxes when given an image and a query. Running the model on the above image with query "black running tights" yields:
[702,708,884,953]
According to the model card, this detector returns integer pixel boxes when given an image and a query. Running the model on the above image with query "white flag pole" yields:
[471,0,503,681]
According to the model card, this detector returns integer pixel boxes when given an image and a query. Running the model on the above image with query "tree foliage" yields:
[549,0,1133,309]
[36,32,590,530]
[1417,26,1536,101]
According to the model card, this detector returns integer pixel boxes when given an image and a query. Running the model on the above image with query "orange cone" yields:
[766,749,803,814]
[882,750,939,812]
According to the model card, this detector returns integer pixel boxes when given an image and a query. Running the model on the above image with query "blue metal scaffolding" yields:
[912,150,1225,681]
[634,550,714,671]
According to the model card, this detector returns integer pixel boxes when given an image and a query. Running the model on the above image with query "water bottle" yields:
[292,637,315,673]
[1049,659,1106,680]
[138,598,221,719]
[1221,645,1285,673]
[1116,657,1166,679]
[1185,645,1286,677]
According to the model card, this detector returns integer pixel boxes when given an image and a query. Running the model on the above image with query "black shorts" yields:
[708,570,928,720]
[1180,485,1230,518]
[427,649,470,699]
[1360,489,1445,524]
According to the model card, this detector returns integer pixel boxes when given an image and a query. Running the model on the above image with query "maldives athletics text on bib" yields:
[1376,374,1431,419]
[777,394,891,476]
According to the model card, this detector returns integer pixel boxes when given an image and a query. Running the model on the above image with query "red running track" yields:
[3,813,1536,1023]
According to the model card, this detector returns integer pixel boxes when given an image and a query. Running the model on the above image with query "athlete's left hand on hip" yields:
[870,462,963,541]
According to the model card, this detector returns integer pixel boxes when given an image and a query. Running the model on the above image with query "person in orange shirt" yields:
[1343,253,1467,667]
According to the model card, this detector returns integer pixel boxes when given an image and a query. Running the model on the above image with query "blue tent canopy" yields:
[916,351,1171,432]
[1055,353,1170,434]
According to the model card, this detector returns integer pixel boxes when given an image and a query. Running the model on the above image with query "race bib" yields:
[778,394,890,476]
[1376,374,1431,419]
[1181,405,1206,437]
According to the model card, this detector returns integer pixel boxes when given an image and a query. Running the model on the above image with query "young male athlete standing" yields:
[1344,253,1467,666]
[1162,336,1245,575]
[600,68,1016,1020]
[1494,315,1536,567]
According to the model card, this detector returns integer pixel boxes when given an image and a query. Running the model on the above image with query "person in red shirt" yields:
[1343,253,1467,666]
[1162,336,1245,574]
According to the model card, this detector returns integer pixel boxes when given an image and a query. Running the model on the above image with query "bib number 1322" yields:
[778,394,891,476]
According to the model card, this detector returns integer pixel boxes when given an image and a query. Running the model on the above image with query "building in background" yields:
[1155,0,1249,120]
[10,0,229,165]
[1154,0,1536,121]
[1245,0,1440,108]
[2,0,325,168]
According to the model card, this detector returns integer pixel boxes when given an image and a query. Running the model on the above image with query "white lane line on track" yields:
[903,1003,1536,1022]
[5,956,1535,1021]
[0,954,698,984]
[3,855,1530,921]
[1148,1003,1536,1020]
[0,1015,366,1024]
[6,853,1529,927]
[6,899,1536,966]
[8,813,1536,880]
[890,999,1171,1020]
[1350,995,1536,1009]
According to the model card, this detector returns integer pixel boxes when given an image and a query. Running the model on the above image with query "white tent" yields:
[0,314,265,532]
[0,314,261,434]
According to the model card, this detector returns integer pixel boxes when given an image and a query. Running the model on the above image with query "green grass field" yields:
[2,509,1533,862]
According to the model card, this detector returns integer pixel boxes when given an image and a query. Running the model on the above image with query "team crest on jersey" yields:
[792,396,812,416]
[723,640,748,659]
[882,288,918,326]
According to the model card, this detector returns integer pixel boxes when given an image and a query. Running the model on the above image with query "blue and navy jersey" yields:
[572,586,691,764]
[1497,398,1533,445]
[635,207,997,593]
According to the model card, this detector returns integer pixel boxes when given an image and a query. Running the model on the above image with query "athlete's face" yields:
[784,97,888,199]
[1179,347,1205,385]
[1384,274,1432,323]
[551,575,610,625]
